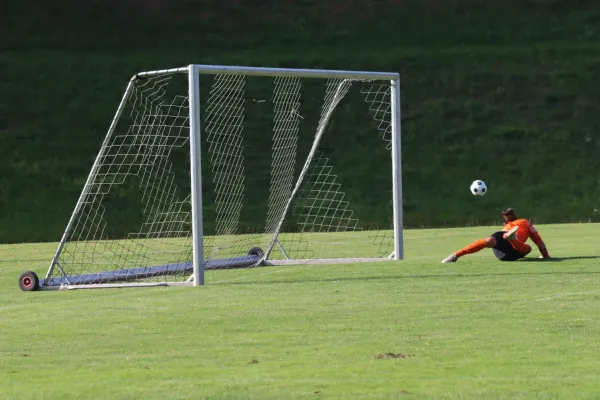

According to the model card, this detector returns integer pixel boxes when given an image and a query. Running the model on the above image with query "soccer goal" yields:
[18,65,403,291]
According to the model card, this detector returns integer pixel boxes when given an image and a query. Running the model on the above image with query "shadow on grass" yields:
[219,256,600,285]
[518,256,600,262]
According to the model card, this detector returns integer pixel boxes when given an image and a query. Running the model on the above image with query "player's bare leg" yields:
[502,226,519,240]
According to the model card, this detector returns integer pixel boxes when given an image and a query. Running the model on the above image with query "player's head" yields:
[501,208,517,223]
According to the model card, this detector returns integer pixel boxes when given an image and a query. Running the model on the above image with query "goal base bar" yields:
[42,254,260,287]
[38,281,194,291]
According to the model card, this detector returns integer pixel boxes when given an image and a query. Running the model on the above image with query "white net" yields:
[46,68,397,287]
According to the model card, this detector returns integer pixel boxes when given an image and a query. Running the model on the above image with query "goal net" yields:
[40,65,403,289]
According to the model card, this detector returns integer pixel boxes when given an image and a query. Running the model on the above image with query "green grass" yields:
[2,223,600,399]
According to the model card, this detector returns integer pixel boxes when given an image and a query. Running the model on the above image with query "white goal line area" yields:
[19,64,404,291]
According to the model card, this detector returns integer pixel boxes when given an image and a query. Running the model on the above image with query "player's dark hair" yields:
[502,208,517,220]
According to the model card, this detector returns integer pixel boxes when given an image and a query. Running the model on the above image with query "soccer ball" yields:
[470,180,487,196]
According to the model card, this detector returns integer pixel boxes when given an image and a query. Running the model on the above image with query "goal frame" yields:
[40,64,404,289]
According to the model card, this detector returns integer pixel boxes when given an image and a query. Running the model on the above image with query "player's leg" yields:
[502,226,519,240]
[502,226,532,256]
[443,228,532,263]
[490,231,530,261]
[441,236,497,263]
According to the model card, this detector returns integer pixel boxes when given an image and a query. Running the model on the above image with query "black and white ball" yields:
[470,180,487,196]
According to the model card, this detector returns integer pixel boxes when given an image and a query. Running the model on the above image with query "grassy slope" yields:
[1,223,600,399]
[2,0,600,243]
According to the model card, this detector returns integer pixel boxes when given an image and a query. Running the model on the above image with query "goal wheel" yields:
[247,247,265,258]
[18,271,40,292]
[247,247,265,267]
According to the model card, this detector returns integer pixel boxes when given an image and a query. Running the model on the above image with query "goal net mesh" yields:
[46,70,395,286]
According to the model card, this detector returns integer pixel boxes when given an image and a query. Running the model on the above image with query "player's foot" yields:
[502,226,519,241]
[441,253,458,263]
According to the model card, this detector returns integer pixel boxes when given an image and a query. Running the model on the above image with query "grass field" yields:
[1,223,600,399]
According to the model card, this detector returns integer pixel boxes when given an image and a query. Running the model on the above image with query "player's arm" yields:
[527,222,550,258]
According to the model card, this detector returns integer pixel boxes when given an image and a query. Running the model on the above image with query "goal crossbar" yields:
[136,65,399,80]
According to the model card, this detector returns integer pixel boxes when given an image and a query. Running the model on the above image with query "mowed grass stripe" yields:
[0,224,599,399]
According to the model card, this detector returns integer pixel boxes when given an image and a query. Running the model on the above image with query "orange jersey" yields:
[503,219,549,257]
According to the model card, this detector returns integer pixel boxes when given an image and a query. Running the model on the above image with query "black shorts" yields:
[491,231,525,261]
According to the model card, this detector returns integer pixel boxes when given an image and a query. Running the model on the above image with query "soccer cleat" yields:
[441,253,458,263]
[502,226,519,241]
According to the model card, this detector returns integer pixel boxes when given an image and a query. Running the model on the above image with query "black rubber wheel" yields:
[247,247,265,258]
[19,271,40,292]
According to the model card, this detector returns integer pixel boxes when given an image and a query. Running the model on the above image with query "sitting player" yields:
[442,208,551,263]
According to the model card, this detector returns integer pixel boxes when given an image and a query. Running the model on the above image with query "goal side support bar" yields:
[391,78,404,260]
[189,65,205,286]
[45,75,140,284]
[262,79,352,263]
